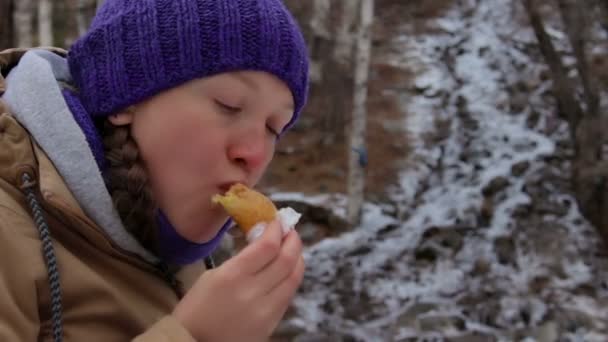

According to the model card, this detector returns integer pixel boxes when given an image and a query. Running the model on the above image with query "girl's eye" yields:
[215,100,241,114]
[267,125,280,139]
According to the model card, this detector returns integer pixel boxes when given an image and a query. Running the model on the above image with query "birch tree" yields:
[310,0,331,39]
[77,0,97,36]
[38,0,53,46]
[76,0,89,36]
[309,0,331,83]
[13,0,34,47]
[346,0,374,226]
[334,0,360,65]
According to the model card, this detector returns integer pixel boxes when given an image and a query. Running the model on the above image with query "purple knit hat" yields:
[67,0,309,131]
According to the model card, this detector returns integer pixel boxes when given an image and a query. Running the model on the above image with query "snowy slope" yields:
[273,1,608,341]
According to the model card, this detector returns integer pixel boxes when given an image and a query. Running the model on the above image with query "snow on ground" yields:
[273,0,608,340]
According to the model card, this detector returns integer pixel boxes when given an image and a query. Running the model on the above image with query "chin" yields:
[189,216,228,243]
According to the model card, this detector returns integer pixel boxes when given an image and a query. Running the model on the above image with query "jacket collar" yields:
[0,48,158,264]
[0,47,67,87]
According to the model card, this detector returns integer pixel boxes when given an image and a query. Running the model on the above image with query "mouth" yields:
[218,181,244,194]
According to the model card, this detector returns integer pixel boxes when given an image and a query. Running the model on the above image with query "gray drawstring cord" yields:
[19,171,215,339]
[158,255,215,300]
[20,172,63,342]
[204,255,215,270]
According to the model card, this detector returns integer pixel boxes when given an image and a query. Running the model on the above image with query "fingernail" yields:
[246,222,267,243]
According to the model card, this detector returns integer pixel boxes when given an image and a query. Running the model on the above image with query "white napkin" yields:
[246,207,302,243]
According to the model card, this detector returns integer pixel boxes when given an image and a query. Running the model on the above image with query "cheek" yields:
[263,147,274,168]
[138,121,185,165]
[253,145,275,181]
[153,124,222,176]
[135,115,220,184]
[181,133,224,171]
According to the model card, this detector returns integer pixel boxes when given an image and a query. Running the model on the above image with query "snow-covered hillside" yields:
[272,1,608,341]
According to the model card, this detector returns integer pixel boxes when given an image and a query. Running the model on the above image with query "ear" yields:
[108,108,135,126]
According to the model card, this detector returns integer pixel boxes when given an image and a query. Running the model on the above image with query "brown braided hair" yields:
[98,112,188,297]
[101,116,160,255]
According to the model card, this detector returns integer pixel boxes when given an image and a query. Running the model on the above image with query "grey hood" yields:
[1,49,157,264]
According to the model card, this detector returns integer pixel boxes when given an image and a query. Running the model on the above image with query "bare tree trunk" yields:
[563,0,608,245]
[521,0,584,137]
[76,0,97,36]
[76,0,89,36]
[0,0,15,50]
[334,0,359,65]
[555,0,603,168]
[557,0,599,118]
[523,0,608,246]
[603,0,608,25]
[346,0,374,226]
[38,0,53,46]
[308,0,331,83]
[13,0,34,47]
[319,0,360,146]
[310,0,331,39]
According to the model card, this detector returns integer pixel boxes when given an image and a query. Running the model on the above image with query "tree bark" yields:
[13,0,34,47]
[310,0,331,39]
[308,0,331,83]
[76,0,88,36]
[334,0,360,65]
[557,0,599,118]
[521,0,584,138]
[76,0,97,36]
[38,0,53,46]
[523,0,608,246]
[0,0,14,50]
[346,0,374,226]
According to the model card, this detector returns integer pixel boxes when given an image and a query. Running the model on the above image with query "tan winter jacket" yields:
[0,48,202,341]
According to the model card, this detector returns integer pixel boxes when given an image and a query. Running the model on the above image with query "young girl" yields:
[0,0,308,340]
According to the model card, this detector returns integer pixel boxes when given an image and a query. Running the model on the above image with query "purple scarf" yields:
[63,89,230,265]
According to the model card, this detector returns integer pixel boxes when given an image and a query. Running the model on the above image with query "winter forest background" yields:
[2,0,608,341]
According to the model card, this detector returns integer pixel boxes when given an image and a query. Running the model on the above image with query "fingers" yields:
[264,255,305,320]
[253,230,303,295]
[223,219,283,274]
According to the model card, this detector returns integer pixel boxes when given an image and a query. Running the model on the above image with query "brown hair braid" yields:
[101,119,160,254]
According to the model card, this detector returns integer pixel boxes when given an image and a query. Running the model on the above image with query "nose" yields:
[227,126,271,174]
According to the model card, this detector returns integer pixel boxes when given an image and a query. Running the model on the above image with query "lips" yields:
[218,181,244,193]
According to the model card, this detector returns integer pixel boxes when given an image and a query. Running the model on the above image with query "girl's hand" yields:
[172,219,305,341]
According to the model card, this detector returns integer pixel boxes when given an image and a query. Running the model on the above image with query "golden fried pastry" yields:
[211,183,278,235]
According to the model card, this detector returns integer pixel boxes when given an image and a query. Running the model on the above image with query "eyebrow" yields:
[230,73,294,112]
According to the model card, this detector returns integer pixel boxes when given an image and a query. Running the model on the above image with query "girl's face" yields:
[110,71,294,242]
